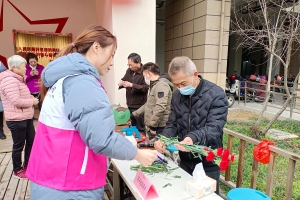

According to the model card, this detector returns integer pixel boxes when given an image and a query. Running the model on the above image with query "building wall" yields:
[0,0,156,106]
[288,49,300,78]
[156,23,165,73]
[164,0,231,88]
[104,0,156,106]
[227,34,242,76]
[0,0,98,65]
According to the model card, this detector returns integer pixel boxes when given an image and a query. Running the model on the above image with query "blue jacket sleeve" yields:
[63,75,137,160]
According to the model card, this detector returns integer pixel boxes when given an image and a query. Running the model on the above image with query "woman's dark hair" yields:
[143,62,160,75]
[26,53,38,63]
[40,25,117,100]
[128,53,141,64]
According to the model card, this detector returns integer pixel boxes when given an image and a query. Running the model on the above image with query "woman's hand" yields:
[134,149,158,166]
[32,97,39,105]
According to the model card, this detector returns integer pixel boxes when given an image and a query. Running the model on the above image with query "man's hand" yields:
[150,129,156,134]
[154,140,166,153]
[119,80,124,86]
[123,81,133,88]
[174,137,193,152]
[30,71,34,76]
[34,70,39,76]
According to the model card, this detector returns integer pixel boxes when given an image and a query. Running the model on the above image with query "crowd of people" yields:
[0,25,228,199]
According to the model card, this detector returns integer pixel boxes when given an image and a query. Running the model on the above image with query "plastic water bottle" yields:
[125,131,137,147]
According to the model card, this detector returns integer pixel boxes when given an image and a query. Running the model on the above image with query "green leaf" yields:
[172,175,181,178]
[162,183,172,188]
[169,167,179,171]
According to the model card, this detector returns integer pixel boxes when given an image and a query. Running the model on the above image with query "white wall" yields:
[96,0,112,32]
[0,0,97,64]
[101,0,156,106]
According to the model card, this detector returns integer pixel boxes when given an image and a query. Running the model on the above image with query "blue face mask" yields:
[178,77,196,96]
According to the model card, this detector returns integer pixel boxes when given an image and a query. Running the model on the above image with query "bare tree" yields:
[231,0,300,136]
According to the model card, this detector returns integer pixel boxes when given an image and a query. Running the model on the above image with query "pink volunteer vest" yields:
[26,75,107,190]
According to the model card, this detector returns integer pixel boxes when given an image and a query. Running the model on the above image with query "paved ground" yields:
[231,99,300,122]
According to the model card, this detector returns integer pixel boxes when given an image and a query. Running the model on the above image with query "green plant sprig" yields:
[157,135,179,147]
[156,135,213,159]
[130,161,165,174]
[130,162,179,175]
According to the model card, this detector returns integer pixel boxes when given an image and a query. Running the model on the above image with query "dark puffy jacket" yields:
[163,76,228,172]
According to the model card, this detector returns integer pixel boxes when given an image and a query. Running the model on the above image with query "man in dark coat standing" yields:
[154,56,228,195]
[119,53,149,133]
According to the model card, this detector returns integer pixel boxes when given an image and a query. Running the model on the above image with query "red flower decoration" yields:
[217,148,223,156]
[222,149,230,160]
[230,155,235,162]
[220,160,229,172]
[206,151,215,162]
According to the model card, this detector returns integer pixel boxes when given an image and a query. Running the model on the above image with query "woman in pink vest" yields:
[26,25,158,199]
[0,55,39,178]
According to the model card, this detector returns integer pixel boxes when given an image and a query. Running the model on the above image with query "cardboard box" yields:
[186,176,217,199]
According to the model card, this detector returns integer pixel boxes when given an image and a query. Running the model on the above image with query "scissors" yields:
[157,155,168,164]
[157,155,168,172]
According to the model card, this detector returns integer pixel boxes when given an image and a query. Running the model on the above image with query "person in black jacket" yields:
[119,53,149,132]
[154,56,228,195]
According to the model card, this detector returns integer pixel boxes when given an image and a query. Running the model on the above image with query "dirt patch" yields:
[228,110,259,121]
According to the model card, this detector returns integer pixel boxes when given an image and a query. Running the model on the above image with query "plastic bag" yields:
[253,139,274,164]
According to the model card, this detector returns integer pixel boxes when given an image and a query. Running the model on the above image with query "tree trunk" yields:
[256,50,274,126]
[261,71,300,135]
[261,96,292,134]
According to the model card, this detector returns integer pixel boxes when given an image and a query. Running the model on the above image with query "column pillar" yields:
[165,0,231,89]
[99,0,156,105]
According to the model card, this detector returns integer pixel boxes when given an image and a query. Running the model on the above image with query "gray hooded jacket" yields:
[31,53,137,200]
